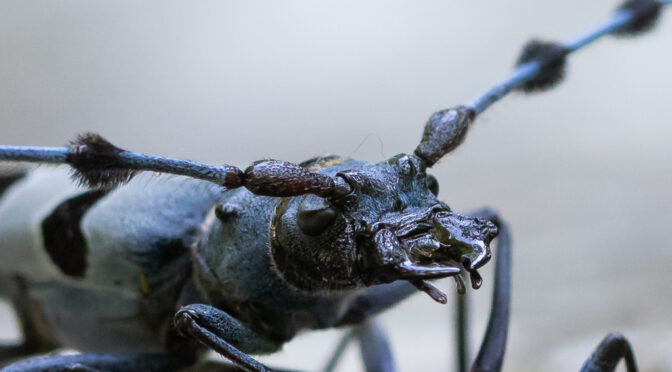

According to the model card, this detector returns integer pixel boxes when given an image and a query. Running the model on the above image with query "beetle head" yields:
[271,154,498,299]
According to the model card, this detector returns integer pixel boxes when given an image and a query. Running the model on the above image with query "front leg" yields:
[467,208,511,372]
[336,281,417,326]
[579,333,637,372]
[173,304,280,372]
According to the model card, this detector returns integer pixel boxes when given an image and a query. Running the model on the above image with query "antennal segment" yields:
[415,0,669,167]
[0,146,68,164]
[0,133,351,198]
[467,0,668,116]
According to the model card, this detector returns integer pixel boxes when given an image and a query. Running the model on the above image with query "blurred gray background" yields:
[1,1,671,371]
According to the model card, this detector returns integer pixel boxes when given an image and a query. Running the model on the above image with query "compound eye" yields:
[426,175,439,196]
[297,195,338,236]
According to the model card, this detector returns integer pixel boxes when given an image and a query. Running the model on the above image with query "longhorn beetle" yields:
[0,1,669,371]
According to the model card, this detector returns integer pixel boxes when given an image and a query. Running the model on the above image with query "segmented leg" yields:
[336,281,416,326]
[455,284,469,372]
[356,320,396,372]
[173,304,280,372]
[0,353,187,372]
[469,209,511,372]
[323,330,354,372]
[323,319,396,372]
[579,333,637,372]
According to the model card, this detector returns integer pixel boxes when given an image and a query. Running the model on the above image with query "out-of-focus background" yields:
[1,1,671,371]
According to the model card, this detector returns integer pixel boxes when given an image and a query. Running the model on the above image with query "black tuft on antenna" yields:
[515,41,569,93]
[614,0,664,36]
[67,133,136,189]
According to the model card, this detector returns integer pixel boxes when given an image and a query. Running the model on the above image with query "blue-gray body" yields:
[0,160,381,356]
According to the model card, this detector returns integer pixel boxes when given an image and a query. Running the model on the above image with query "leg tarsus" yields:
[579,333,638,372]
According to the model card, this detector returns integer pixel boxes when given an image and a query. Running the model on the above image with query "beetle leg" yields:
[578,333,637,372]
[454,281,470,372]
[336,281,417,327]
[356,319,397,372]
[173,304,280,372]
[323,329,354,372]
[468,209,511,372]
[0,353,187,372]
[323,319,396,372]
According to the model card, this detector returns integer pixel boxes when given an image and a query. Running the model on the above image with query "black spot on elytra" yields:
[41,189,109,278]
[0,171,27,198]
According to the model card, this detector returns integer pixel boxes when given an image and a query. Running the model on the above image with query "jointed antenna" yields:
[414,0,669,167]
[468,0,668,115]
[0,0,669,188]
[0,133,351,198]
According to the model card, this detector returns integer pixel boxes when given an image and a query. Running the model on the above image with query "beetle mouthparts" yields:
[454,274,466,295]
[367,210,498,303]
[411,280,447,304]
[408,272,478,304]
[394,211,497,302]
[432,212,498,271]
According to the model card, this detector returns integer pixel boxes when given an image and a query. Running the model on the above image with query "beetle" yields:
[0,0,668,372]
